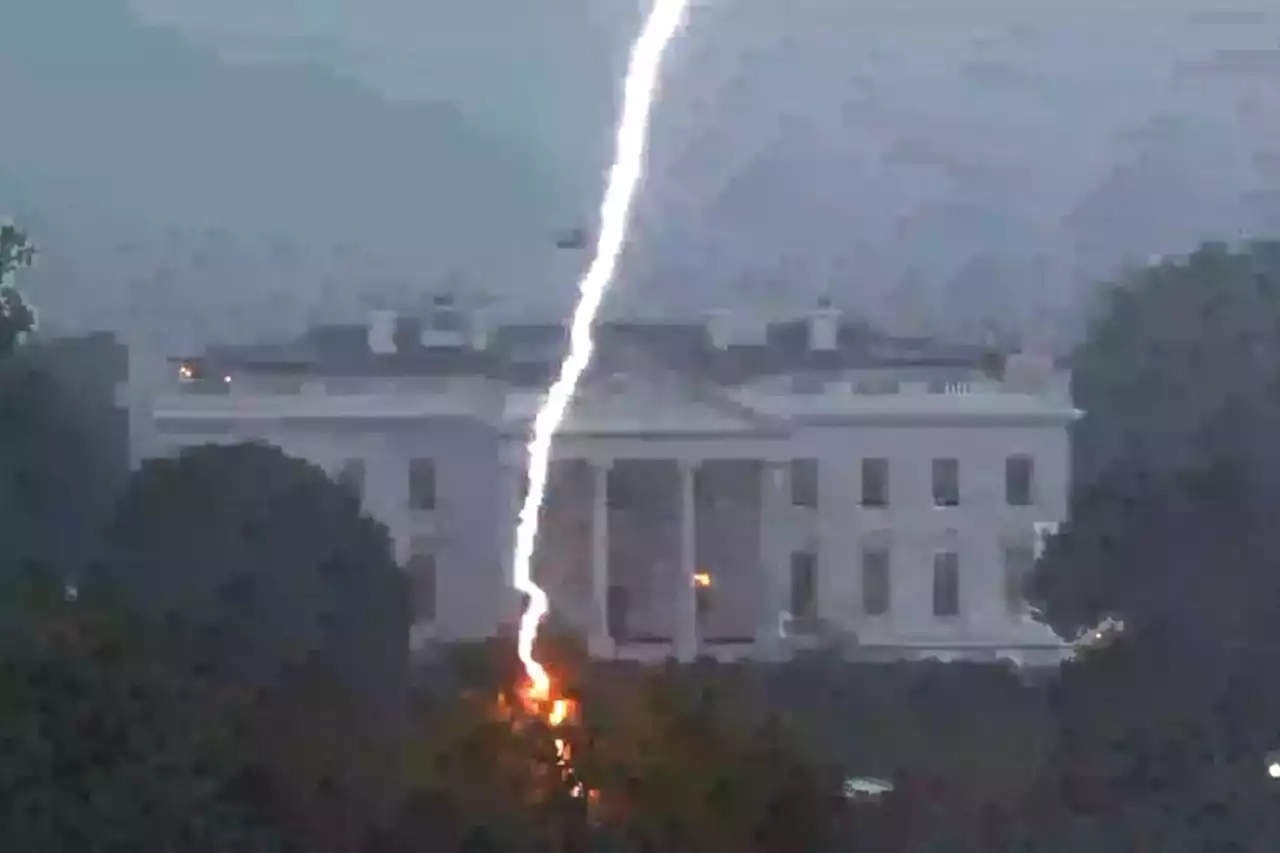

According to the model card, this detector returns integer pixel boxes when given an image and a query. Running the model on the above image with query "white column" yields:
[756,460,790,657]
[588,460,614,658]
[674,459,699,662]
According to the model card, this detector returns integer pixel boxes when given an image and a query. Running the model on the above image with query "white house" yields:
[133,299,1078,666]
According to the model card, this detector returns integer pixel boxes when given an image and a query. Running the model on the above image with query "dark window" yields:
[607,584,629,643]
[790,551,818,618]
[1003,545,1035,613]
[409,458,436,510]
[790,459,819,508]
[336,458,365,500]
[932,550,960,617]
[406,552,437,621]
[1005,455,1035,506]
[932,458,960,507]
[861,546,891,616]
[861,458,889,507]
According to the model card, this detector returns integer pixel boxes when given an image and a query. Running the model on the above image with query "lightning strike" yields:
[512,0,692,700]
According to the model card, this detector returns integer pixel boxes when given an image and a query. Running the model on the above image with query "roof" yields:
[176,314,996,385]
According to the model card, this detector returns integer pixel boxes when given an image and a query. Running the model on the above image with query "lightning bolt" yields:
[512,0,692,698]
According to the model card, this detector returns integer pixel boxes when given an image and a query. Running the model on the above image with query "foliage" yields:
[1069,240,1280,488]
[0,223,38,355]
[1012,630,1280,852]
[1031,241,1280,663]
[1019,240,1280,850]
[576,663,848,853]
[401,643,850,853]
[94,441,408,698]
[0,333,129,599]
[91,442,412,851]
[0,590,294,853]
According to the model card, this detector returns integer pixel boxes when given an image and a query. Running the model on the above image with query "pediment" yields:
[502,340,790,435]
[561,364,787,435]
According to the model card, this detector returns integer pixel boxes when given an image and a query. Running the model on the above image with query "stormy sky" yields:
[3,0,1279,350]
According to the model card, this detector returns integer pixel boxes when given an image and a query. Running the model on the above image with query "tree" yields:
[0,223,37,355]
[573,662,848,853]
[1031,241,1280,674]
[0,590,295,852]
[92,441,411,851]
[0,333,130,601]
[1022,240,1280,848]
[399,643,849,853]
[96,442,406,688]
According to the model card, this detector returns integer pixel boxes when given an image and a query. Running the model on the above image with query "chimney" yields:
[807,297,840,351]
[367,309,398,354]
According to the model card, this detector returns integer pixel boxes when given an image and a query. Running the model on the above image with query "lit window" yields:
[694,571,712,617]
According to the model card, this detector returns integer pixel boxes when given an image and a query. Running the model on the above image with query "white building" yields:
[134,300,1078,666]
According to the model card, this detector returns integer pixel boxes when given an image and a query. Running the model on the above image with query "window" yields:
[932,458,960,507]
[408,458,437,510]
[607,584,629,643]
[1005,455,1035,506]
[335,458,365,500]
[695,577,712,618]
[1003,544,1035,614]
[861,546,891,616]
[790,459,819,508]
[932,550,960,617]
[860,458,889,507]
[405,549,437,622]
[790,551,818,619]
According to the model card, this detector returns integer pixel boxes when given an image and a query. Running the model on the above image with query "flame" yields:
[512,681,586,798]
[509,0,692,714]
[694,571,712,588]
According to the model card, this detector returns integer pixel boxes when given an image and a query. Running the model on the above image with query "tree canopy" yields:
[1023,240,1280,850]
[0,223,37,355]
[95,441,408,695]
[1032,241,1280,666]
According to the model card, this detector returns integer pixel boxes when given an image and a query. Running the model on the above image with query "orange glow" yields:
[511,678,589,799]
[694,571,712,588]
